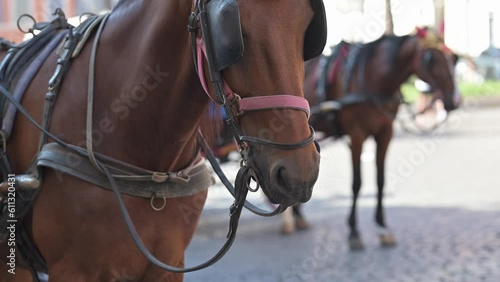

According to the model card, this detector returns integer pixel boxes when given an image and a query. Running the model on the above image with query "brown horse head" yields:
[200,0,326,206]
[413,28,461,112]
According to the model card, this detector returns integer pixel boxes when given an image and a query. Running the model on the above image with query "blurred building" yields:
[0,0,117,42]
[323,0,437,47]
[2,0,498,61]
[445,0,499,56]
[322,0,498,59]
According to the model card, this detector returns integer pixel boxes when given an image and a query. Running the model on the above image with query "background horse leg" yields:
[347,131,367,250]
[281,207,295,234]
[281,205,310,234]
[292,204,310,231]
[375,127,397,247]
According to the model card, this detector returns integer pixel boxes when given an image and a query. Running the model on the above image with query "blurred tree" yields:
[434,0,445,35]
[385,0,394,35]
[103,0,114,10]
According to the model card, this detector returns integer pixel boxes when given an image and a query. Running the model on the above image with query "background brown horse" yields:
[301,31,460,249]
[0,0,323,281]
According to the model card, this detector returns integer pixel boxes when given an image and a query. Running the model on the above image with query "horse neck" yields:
[93,0,208,172]
[361,37,418,96]
[394,36,422,90]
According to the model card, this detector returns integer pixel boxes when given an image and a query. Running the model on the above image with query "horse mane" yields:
[343,35,411,89]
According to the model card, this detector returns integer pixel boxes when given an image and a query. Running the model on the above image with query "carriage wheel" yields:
[397,99,448,135]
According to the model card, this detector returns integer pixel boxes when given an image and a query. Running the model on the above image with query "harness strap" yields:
[329,44,349,84]
[0,38,13,50]
[86,14,110,172]
[72,15,106,58]
[99,155,249,273]
[241,126,316,150]
[37,143,214,198]
[198,132,286,217]
[412,47,424,73]
[1,31,67,138]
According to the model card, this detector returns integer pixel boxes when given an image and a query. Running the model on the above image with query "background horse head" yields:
[0,0,325,280]
[413,27,461,111]
[300,31,460,244]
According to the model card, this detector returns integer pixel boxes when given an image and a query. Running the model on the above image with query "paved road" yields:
[184,98,500,282]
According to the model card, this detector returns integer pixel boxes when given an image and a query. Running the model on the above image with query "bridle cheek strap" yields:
[196,37,210,96]
[197,37,236,101]
[412,48,423,74]
[412,49,446,100]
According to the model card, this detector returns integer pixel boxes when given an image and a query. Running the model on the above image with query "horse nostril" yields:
[275,167,287,188]
[314,140,321,153]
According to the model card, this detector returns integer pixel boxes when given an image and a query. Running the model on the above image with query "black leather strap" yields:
[198,132,286,217]
[240,126,316,150]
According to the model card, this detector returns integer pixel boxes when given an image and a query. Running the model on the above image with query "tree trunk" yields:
[434,0,445,36]
[385,0,394,35]
[103,0,114,10]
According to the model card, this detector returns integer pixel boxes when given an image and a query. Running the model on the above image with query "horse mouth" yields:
[248,149,319,206]
[261,177,314,207]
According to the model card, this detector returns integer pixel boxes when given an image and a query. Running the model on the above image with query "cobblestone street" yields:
[184,99,500,282]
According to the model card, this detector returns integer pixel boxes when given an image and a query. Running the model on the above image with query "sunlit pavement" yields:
[185,97,500,282]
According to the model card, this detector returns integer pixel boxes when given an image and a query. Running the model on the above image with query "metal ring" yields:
[150,196,167,211]
[247,175,259,192]
[17,14,36,34]
[244,167,260,193]
[79,12,95,24]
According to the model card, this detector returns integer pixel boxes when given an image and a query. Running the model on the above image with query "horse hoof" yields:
[348,236,364,251]
[380,233,397,247]
[280,223,295,235]
[294,217,310,231]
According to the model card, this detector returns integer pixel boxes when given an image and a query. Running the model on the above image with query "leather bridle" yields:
[188,0,319,214]
[189,0,317,152]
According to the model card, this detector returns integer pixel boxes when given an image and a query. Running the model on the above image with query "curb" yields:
[465,96,500,108]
